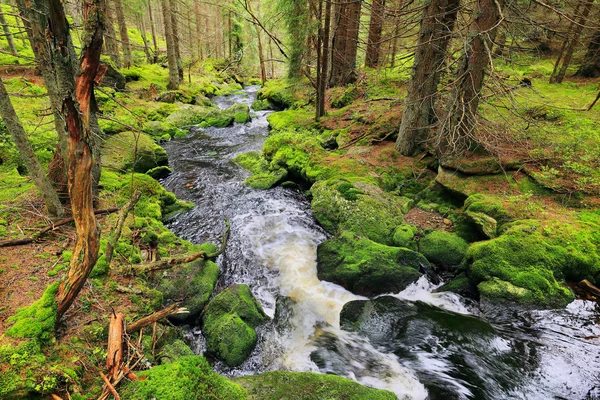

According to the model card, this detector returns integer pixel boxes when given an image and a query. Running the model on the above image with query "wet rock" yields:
[102,131,168,174]
[146,166,172,180]
[466,210,497,238]
[234,151,288,189]
[227,103,251,124]
[419,230,468,269]
[311,178,406,245]
[317,231,423,296]
[202,284,268,367]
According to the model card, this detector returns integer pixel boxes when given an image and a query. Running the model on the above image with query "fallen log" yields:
[0,207,119,248]
[578,279,600,298]
[133,219,230,273]
[100,371,121,400]
[106,312,124,380]
[126,303,187,334]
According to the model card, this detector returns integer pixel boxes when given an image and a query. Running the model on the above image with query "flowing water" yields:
[160,86,600,400]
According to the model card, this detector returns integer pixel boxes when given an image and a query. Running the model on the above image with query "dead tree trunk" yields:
[0,78,63,217]
[0,9,17,55]
[365,0,385,68]
[161,0,180,89]
[395,0,460,155]
[576,24,600,78]
[49,0,106,320]
[114,0,132,68]
[439,0,503,158]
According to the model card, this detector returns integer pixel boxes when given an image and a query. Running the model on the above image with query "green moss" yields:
[159,340,195,363]
[311,179,406,244]
[235,371,397,400]
[102,131,168,174]
[146,166,172,180]
[234,151,288,190]
[266,109,314,131]
[251,99,271,111]
[419,230,468,268]
[166,106,231,128]
[202,284,267,367]
[142,120,182,140]
[121,356,246,400]
[257,80,296,110]
[317,231,423,296]
[7,282,59,342]
[391,224,418,250]
[158,259,220,323]
[464,219,600,307]
[89,255,109,278]
[330,86,359,109]
[227,104,251,124]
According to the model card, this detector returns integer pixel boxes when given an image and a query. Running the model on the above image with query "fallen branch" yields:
[100,372,121,400]
[133,219,230,273]
[0,208,118,247]
[105,191,142,265]
[106,312,124,380]
[578,279,600,298]
[126,303,187,334]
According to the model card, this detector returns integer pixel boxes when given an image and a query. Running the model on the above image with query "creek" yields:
[159,86,600,400]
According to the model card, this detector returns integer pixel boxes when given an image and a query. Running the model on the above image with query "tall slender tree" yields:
[330,0,362,86]
[114,0,132,68]
[148,0,159,63]
[0,8,18,55]
[365,0,386,68]
[170,0,184,79]
[395,0,460,155]
[104,0,121,67]
[576,24,600,77]
[162,0,180,89]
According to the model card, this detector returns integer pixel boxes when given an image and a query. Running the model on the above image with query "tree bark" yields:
[51,0,106,320]
[317,0,332,120]
[247,0,267,84]
[365,0,385,68]
[552,0,594,83]
[0,8,18,55]
[170,0,183,80]
[194,1,203,60]
[396,0,460,156]
[106,312,124,379]
[148,0,159,63]
[126,304,184,334]
[104,0,121,67]
[330,0,362,86]
[138,14,152,64]
[0,78,63,217]
[161,0,180,89]
[105,191,141,265]
[114,0,132,68]
[440,0,503,158]
[576,24,600,78]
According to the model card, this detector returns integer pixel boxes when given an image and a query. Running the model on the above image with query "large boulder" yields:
[102,131,168,174]
[166,105,234,128]
[419,230,468,269]
[202,284,267,367]
[234,151,287,190]
[465,219,600,308]
[317,231,423,296]
[235,371,397,400]
[120,356,246,400]
[311,179,406,245]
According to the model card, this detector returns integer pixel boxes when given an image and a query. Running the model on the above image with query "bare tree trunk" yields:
[0,9,17,55]
[161,0,179,89]
[390,10,400,67]
[576,25,600,77]
[41,0,105,320]
[247,0,267,84]
[439,0,503,158]
[104,0,121,67]
[170,0,183,80]
[395,0,460,156]
[0,78,63,217]
[114,0,132,68]
[317,0,332,120]
[148,0,159,63]
[553,0,594,83]
[138,14,152,63]
[365,0,385,68]
[330,0,361,86]
[194,1,203,60]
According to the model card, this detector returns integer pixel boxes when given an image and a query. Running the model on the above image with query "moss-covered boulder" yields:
[166,105,234,128]
[102,131,168,174]
[156,90,193,104]
[311,179,406,245]
[235,371,397,400]
[317,231,423,296]
[202,284,267,367]
[251,99,271,111]
[419,230,468,269]
[391,224,418,251]
[234,151,287,189]
[157,249,220,323]
[121,356,246,400]
[465,219,600,308]
[142,120,184,140]
[146,165,172,180]
[100,61,125,90]
[159,340,196,364]
[227,103,251,123]
[257,81,295,110]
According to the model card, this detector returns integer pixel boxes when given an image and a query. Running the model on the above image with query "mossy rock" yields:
[6,282,58,342]
[142,120,182,140]
[159,340,195,364]
[257,81,296,110]
[330,86,359,109]
[391,224,418,251]
[465,219,600,308]
[466,210,497,239]
[157,255,220,324]
[234,151,287,190]
[235,371,397,400]
[120,356,246,400]
[226,103,251,124]
[166,105,233,128]
[146,166,172,180]
[435,273,477,298]
[251,99,271,111]
[317,231,423,296]
[311,179,406,245]
[419,230,468,269]
[464,194,513,230]
[102,131,168,174]
[156,90,193,104]
[202,284,267,367]
[100,61,125,90]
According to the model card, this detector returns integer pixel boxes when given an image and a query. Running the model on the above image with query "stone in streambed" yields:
[202,284,267,367]
[419,230,468,269]
[102,131,168,174]
[317,231,423,297]
[234,151,287,190]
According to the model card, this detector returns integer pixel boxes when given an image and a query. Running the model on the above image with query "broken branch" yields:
[126,303,187,334]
